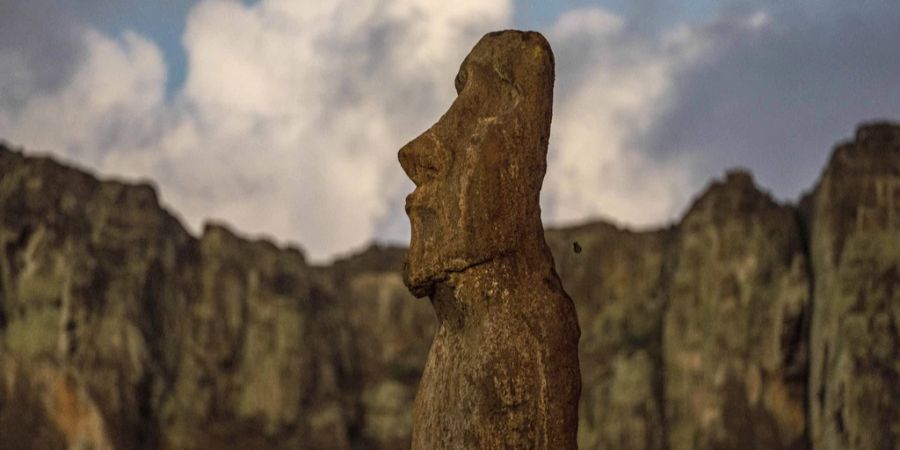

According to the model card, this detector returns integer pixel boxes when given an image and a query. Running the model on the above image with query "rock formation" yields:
[545,222,672,450]
[662,171,809,450]
[805,124,900,450]
[1,102,898,450]
[398,30,581,449]
[0,150,354,449]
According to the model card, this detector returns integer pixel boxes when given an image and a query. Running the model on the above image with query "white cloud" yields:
[0,1,780,259]
[541,8,700,228]
[0,29,165,167]
[542,7,770,229]
[747,11,770,29]
[1,0,510,261]
[552,7,624,38]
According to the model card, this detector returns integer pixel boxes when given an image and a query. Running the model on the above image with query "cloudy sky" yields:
[1,0,898,261]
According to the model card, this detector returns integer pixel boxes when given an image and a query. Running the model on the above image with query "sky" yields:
[1,0,899,261]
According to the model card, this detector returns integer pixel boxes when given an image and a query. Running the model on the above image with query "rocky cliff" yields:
[805,124,900,450]
[0,122,897,450]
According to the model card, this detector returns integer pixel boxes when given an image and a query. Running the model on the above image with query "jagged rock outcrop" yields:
[806,124,900,450]
[1,120,898,450]
[544,171,812,450]
[0,149,397,450]
[545,224,672,450]
[398,31,581,449]
[663,170,809,450]
[325,246,433,449]
[158,224,352,449]
[0,150,192,449]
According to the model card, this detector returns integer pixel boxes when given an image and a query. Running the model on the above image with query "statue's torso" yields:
[411,282,580,450]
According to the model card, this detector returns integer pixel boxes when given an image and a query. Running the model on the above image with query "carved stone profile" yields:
[399,30,581,449]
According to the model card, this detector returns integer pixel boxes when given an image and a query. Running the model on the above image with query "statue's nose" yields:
[398,130,443,186]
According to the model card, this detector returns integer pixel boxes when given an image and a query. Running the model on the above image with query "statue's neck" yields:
[429,246,552,329]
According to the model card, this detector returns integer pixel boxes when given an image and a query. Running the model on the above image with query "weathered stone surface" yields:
[663,171,809,450]
[806,123,900,450]
[398,31,581,449]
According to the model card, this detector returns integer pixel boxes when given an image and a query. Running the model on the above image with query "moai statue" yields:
[398,30,581,449]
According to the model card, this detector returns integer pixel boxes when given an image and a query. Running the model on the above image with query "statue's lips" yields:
[405,188,431,212]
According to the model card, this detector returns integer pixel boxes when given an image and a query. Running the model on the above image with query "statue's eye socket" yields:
[417,159,440,182]
[454,68,468,95]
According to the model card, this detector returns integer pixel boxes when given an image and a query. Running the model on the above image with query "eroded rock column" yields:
[807,123,900,450]
[398,30,581,449]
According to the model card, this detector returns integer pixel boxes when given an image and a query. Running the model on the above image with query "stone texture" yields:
[398,31,581,449]
[806,123,900,450]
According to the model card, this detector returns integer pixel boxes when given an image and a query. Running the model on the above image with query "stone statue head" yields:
[399,31,555,297]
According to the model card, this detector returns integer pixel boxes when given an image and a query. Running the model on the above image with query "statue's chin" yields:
[402,259,437,298]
